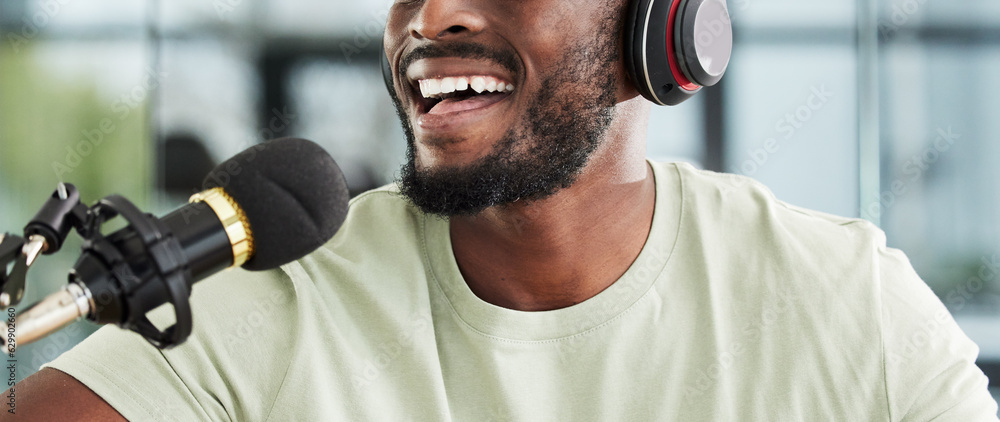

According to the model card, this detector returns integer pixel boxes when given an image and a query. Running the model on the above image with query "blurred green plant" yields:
[0,46,151,214]
[0,43,152,381]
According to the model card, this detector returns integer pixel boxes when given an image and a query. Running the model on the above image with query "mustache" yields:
[399,43,520,78]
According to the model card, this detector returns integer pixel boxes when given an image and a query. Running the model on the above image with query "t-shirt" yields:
[47,162,999,421]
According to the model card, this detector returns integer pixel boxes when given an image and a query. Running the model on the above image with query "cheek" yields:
[517,7,619,69]
[384,5,414,59]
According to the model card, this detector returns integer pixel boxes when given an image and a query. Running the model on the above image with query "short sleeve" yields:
[44,266,300,422]
[45,325,213,421]
[880,246,999,421]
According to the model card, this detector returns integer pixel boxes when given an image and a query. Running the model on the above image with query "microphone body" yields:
[72,194,243,326]
[9,137,350,349]
[164,201,235,281]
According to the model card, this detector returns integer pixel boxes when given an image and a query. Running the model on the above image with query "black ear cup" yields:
[381,39,394,96]
[624,0,732,106]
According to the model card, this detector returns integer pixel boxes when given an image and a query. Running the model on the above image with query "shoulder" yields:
[334,184,423,243]
[295,183,430,287]
[191,183,430,336]
[657,163,903,353]
[650,163,997,418]
[661,162,884,260]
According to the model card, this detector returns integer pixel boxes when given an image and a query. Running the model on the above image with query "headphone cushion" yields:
[381,40,394,96]
[624,0,658,103]
[630,0,702,106]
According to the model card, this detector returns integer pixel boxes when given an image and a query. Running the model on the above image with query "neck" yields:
[449,99,655,311]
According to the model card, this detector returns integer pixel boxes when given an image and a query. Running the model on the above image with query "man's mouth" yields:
[413,75,514,115]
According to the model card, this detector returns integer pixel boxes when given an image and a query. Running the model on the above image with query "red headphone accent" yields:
[624,0,733,105]
[666,0,699,92]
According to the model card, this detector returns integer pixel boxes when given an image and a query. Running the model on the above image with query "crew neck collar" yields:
[422,162,683,342]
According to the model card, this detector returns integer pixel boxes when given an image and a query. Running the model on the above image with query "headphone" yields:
[624,0,733,105]
[382,0,732,107]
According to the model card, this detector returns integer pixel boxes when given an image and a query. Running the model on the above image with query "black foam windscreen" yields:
[201,138,350,271]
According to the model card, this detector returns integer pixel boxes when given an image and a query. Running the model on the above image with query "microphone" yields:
[7,138,349,349]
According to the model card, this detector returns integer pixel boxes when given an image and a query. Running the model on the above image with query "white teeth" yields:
[471,76,486,93]
[424,79,442,97]
[418,75,513,99]
[440,77,456,94]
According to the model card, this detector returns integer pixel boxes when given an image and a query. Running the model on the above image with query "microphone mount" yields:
[1,183,196,349]
[75,195,194,348]
[2,182,89,308]
[0,233,30,308]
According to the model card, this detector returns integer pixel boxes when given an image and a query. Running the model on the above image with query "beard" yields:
[391,13,622,217]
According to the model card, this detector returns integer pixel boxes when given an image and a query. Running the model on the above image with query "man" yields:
[11,0,999,420]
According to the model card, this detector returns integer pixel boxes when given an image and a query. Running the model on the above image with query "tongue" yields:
[427,92,508,115]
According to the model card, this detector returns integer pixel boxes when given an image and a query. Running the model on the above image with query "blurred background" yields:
[0,0,997,405]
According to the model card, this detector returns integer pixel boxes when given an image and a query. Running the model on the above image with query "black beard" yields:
[391,14,621,217]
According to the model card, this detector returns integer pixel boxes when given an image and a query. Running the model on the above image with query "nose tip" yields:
[409,1,486,41]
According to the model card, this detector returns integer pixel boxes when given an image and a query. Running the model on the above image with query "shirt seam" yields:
[348,184,400,205]
[260,273,300,422]
[878,245,894,421]
[720,166,873,230]
[64,354,163,421]
[55,349,211,422]
[153,347,223,422]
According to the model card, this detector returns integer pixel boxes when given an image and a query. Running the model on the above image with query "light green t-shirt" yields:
[48,162,998,421]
